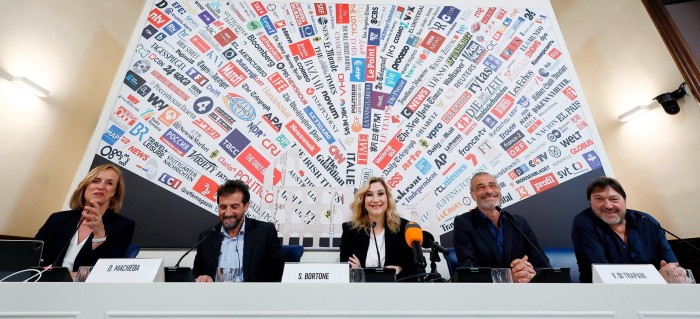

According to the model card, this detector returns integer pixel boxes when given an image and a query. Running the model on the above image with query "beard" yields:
[477,194,501,210]
[222,216,240,231]
[601,214,624,225]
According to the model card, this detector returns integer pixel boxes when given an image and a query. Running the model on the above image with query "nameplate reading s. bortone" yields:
[282,263,349,283]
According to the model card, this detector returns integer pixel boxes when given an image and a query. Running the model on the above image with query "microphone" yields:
[497,207,553,269]
[165,227,217,282]
[422,230,448,254]
[405,222,427,268]
[175,227,217,267]
[370,221,382,267]
[640,214,700,253]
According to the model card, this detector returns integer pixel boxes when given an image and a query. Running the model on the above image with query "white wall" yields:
[551,0,700,235]
[1,0,699,242]
[0,0,147,236]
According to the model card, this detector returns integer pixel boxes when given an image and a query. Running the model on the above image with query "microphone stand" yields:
[429,246,441,275]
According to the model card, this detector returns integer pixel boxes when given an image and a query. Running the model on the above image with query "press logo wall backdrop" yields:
[85,0,610,248]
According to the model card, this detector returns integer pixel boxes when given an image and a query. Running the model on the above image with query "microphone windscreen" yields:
[404,222,423,247]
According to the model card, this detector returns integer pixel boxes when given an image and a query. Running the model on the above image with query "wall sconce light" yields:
[0,68,50,97]
[617,102,656,122]
[618,83,687,122]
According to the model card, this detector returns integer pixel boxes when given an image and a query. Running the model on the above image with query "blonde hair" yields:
[348,177,400,233]
[69,164,125,212]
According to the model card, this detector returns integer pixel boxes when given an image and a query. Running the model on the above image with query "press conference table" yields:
[1,283,698,318]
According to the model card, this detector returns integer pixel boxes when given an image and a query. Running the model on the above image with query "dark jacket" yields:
[453,208,549,269]
[339,217,419,280]
[192,218,285,282]
[572,208,678,283]
[35,209,135,271]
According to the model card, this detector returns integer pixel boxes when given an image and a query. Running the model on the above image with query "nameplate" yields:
[281,263,349,283]
[86,258,163,283]
[592,264,666,284]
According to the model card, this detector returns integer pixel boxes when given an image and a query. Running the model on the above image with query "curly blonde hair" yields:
[348,177,400,233]
[69,164,125,212]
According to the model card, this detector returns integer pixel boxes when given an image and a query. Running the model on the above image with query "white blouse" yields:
[61,231,89,270]
[364,229,385,267]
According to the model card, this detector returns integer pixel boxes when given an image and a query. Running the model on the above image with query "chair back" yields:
[446,247,459,277]
[125,244,141,258]
[543,247,579,283]
[282,245,304,262]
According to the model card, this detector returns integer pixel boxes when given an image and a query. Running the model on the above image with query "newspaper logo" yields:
[350,58,366,82]
[220,129,250,159]
[198,11,215,25]
[157,106,181,126]
[289,39,315,60]
[190,35,211,53]
[193,175,219,202]
[102,125,124,145]
[214,28,237,47]
[336,4,350,24]
[147,8,170,29]
[421,31,446,53]
[285,120,320,156]
[193,96,214,114]
[222,93,256,121]
[368,28,381,46]
[158,173,182,190]
[483,54,503,72]
[218,61,247,87]
[530,173,559,193]
[163,21,181,36]
[124,71,145,90]
[160,128,192,156]
[583,150,601,169]
[142,25,158,39]
[260,15,277,35]
[237,146,270,182]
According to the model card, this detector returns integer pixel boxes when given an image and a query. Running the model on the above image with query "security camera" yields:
[654,83,686,115]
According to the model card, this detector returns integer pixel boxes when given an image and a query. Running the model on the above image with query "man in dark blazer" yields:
[192,180,284,282]
[453,172,549,283]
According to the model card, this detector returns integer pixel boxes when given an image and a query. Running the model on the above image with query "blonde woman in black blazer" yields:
[35,164,134,271]
[339,177,418,280]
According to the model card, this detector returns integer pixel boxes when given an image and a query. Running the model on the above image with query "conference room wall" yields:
[1,0,699,243]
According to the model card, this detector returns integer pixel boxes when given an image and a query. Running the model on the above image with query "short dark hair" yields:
[586,176,627,200]
[216,179,250,204]
[469,171,495,191]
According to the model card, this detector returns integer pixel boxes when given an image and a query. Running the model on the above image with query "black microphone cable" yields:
[640,214,700,252]
[498,207,553,269]
[176,227,217,268]
[370,221,382,267]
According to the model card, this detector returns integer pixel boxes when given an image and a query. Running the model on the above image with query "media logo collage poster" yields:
[88,0,611,248]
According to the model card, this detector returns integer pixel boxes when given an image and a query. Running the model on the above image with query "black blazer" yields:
[453,208,549,269]
[35,209,135,271]
[339,218,419,279]
[192,218,285,282]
